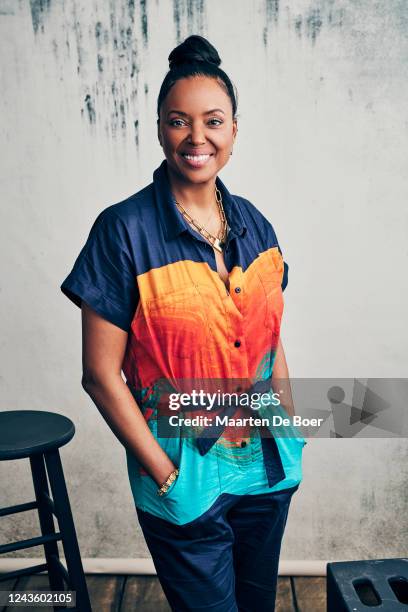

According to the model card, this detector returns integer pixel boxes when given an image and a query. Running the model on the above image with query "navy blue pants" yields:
[136,484,299,612]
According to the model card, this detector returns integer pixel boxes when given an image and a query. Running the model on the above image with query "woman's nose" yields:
[188,122,206,145]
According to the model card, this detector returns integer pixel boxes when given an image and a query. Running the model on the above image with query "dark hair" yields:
[157,35,238,121]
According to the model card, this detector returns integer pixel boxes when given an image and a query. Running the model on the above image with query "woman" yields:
[61,35,306,612]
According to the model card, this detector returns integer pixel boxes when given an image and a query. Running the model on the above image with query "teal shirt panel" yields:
[126,432,307,526]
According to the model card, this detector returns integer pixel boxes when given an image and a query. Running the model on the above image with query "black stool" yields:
[327,558,408,610]
[0,410,92,611]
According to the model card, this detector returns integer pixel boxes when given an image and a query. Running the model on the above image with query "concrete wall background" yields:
[0,0,407,560]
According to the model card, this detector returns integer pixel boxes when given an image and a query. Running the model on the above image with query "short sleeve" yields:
[264,219,289,292]
[60,208,139,332]
[278,248,289,292]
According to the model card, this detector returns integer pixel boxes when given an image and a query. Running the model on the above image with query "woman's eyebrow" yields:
[205,108,225,115]
[167,108,226,117]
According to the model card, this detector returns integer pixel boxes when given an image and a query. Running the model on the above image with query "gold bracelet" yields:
[157,468,179,496]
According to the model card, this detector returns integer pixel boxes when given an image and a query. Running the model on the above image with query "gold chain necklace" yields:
[175,187,228,253]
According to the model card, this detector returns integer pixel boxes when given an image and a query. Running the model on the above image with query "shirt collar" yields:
[153,159,247,242]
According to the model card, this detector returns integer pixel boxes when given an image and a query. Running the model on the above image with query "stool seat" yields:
[0,410,75,460]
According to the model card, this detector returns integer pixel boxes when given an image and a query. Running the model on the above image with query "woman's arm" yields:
[80,302,176,486]
[271,336,295,418]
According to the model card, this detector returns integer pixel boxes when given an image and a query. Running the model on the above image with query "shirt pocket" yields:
[135,284,209,359]
[256,248,285,332]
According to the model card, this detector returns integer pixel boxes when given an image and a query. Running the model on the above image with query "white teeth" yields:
[182,154,210,161]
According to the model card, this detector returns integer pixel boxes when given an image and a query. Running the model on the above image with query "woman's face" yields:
[158,75,237,185]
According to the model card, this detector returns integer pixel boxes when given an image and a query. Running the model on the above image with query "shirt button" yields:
[235,287,241,293]
[234,340,241,348]
[240,440,247,448]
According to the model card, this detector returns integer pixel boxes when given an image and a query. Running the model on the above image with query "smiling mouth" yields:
[180,153,213,167]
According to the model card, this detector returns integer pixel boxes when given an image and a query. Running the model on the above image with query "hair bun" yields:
[168,35,221,70]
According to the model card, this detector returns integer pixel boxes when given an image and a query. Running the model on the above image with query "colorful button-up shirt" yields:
[61,159,306,525]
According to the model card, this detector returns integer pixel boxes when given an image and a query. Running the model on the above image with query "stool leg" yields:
[30,454,66,595]
[44,449,92,612]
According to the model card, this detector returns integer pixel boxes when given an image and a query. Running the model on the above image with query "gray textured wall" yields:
[1,0,407,561]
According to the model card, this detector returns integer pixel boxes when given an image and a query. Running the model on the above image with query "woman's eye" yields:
[169,119,186,127]
[169,118,223,127]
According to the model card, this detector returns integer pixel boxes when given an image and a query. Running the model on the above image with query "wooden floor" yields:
[0,574,326,611]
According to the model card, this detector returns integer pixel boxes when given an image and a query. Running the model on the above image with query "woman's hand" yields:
[81,302,176,487]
